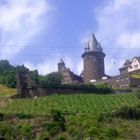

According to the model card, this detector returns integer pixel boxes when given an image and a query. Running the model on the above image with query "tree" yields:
[39,72,62,87]
[15,65,29,73]
[30,70,39,85]
[0,60,13,74]
[0,61,29,88]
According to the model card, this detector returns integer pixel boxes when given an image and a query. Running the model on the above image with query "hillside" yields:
[1,93,139,115]
[1,93,140,139]
[0,84,16,97]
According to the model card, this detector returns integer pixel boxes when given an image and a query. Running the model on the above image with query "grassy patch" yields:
[0,84,16,97]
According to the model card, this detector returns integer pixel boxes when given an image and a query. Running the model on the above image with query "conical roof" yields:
[86,34,103,52]
[88,34,98,51]
[59,58,65,64]
[97,43,103,52]
[85,43,90,52]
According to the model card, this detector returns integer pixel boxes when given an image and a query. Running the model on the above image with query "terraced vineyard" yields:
[1,93,139,116]
[1,93,140,139]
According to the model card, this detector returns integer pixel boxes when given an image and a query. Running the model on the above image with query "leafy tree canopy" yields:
[39,72,62,87]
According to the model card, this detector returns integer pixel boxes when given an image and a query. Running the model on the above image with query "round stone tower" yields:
[58,58,66,72]
[82,34,105,83]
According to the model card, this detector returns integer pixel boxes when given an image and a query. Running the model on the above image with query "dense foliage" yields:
[0,60,29,88]
[39,72,62,87]
[0,59,63,88]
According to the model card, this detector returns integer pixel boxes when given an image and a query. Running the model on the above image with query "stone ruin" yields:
[16,69,37,97]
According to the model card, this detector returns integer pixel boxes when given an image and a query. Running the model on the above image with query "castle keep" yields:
[82,34,105,83]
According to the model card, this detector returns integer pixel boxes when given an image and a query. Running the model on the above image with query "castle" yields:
[16,33,140,97]
[58,34,140,88]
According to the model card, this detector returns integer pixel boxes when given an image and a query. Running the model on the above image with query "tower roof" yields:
[97,43,103,52]
[85,43,90,52]
[86,33,103,52]
[59,58,65,65]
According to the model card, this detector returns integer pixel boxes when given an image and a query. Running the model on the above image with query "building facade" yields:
[119,57,140,74]
[96,57,140,88]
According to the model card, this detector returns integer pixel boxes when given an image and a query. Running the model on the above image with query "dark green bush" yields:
[0,122,14,140]
[39,72,62,87]
[0,60,30,88]
[114,106,139,119]
[51,110,65,131]
[44,110,65,136]
[40,84,113,94]
[135,89,140,99]
[67,125,79,137]
[45,122,61,136]
[37,132,50,140]
[17,123,32,139]
[96,84,113,94]
[55,133,68,140]
[101,105,140,120]
[105,128,119,139]
[0,113,4,121]
[86,126,100,137]
[15,113,33,119]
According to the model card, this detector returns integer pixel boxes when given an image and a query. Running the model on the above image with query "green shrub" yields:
[45,122,61,136]
[96,84,113,94]
[15,113,33,119]
[86,126,100,137]
[135,89,140,99]
[102,105,140,120]
[51,109,65,131]
[43,110,66,136]
[37,132,50,140]
[55,133,68,140]
[97,113,104,122]
[0,113,4,121]
[105,128,119,139]
[17,123,32,139]
[67,126,79,137]
[0,122,14,140]
[39,72,62,87]
[115,106,136,119]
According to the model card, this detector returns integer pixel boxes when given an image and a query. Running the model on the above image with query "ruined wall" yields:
[16,70,30,97]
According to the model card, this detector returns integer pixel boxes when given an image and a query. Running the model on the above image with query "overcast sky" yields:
[0,0,140,76]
